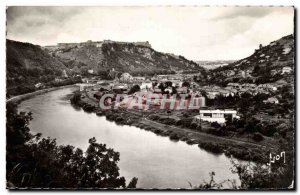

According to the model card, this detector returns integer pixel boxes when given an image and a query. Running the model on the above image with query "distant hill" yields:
[196,60,236,70]
[6,39,207,96]
[208,34,294,86]
[46,41,206,76]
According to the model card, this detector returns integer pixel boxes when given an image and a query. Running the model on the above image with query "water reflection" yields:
[18,86,240,189]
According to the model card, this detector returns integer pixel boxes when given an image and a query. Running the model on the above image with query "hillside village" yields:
[6,5,296,190]
[6,34,295,163]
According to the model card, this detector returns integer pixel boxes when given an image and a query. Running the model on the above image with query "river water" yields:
[18,86,241,189]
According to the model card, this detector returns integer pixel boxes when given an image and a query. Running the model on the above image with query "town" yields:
[6,6,295,190]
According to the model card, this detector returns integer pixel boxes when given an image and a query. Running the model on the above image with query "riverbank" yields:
[71,92,278,163]
[6,84,76,104]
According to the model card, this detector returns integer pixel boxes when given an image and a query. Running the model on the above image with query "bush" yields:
[161,118,176,125]
[198,142,223,154]
[252,132,264,142]
[207,127,229,136]
[175,120,182,126]
[116,116,124,123]
[169,132,180,141]
[211,122,221,128]
[149,115,160,121]
[190,122,198,130]
[182,112,190,118]
[179,118,194,128]
[70,92,81,104]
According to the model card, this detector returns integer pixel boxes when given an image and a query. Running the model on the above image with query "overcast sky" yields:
[7,6,294,61]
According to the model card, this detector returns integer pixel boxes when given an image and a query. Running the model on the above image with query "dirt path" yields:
[140,118,276,150]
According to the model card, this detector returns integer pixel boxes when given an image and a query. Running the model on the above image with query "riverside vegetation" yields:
[70,91,294,189]
[6,102,137,189]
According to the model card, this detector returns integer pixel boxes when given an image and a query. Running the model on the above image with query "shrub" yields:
[116,117,124,123]
[149,115,160,121]
[180,118,194,128]
[175,120,182,126]
[70,92,81,104]
[252,132,264,142]
[198,142,223,154]
[211,122,221,128]
[190,122,198,130]
[169,133,180,141]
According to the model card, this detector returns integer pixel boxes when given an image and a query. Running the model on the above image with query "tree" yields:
[127,177,138,188]
[6,102,137,188]
[165,81,172,88]
[194,158,294,189]
[182,81,190,88]
[158,83,165,93]
[70,92,81,104]
[128,85,141,95]
[238,99,251,120]
[253,64,260,74]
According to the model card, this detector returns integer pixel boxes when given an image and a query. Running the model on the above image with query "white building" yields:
[34,83,43,89]
[140,82,153,91]
[88,69,94,74]
[119,73,133,83]
[206,91,220,99]
[195,109,240,124]
[133,76,146,82]
[263,97,279,104]
[282,66,292,74]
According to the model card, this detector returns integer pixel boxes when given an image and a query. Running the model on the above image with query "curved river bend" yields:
[18,86,241,189]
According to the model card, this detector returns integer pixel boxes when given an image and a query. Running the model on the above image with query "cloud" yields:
[212,7,274,21]
[6,6,294,61]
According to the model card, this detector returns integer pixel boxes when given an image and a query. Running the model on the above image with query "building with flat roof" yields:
[195,109,240,124]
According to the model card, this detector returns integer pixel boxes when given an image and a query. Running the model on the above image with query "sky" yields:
[6,6,294,61]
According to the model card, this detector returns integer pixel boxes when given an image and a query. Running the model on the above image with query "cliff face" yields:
[209,34,294,86]
[6,39,206,96]
[46,41,206,76]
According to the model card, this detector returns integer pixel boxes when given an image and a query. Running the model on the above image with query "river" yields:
[18,86,241,189]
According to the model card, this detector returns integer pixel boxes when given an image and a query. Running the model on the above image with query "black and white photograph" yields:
[5,5,295,190]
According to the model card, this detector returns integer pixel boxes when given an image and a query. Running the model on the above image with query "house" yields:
[227,83,240,89]
[206,91,220,99]
[282,66,292,74]
[153,87,162,94]
[258,84,277,91]
[55,78,63,82]
[88,69,94,74]
[177,87,188,94]
[93,84,111,92]
[140,82,153,90]
[271,69,279,76]
[133,76,146,82]
[34,82,44,89]
[62,70,68,78]
[195,109,240,124]
[82,78,89,83]
[119,73,133,83]
[240,70,246,78]
[164,87,173,94]
[226,70,235,76]
[219,89,232,97]
[112,84,128,94]
[169,79,182,87]
[263,97,279,104]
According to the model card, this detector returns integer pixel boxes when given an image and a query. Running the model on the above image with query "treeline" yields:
[7,77,82,97]
[6,102,137,188]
